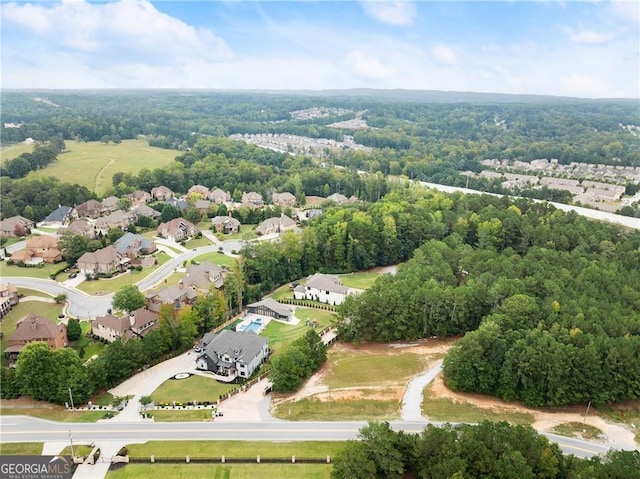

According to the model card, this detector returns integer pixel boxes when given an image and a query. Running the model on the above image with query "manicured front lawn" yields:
[76,252,170,294]
[0,261,68,280]
[215,228,258,241]
[0,302,64,367]
[0,406,112,423]
[0,443,43,456]
[184,237,213,249]
[60,445,94,457]
[150,375,235,403]
[192,251,238,268]
[148,409,216,422]
[108,464,332,479]
[272,397,400,421]
[17,287,52,298]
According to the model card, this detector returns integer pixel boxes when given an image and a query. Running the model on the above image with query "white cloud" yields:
[608,1,640,27]
[561,73,609,98]
[568,30,614,45]
[1,0,232,60]
[431,44,458,65]
[344,50,396,80]
[360,0,417,27]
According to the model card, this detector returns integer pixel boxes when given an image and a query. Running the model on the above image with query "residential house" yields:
[132,204,161,220]
[327,193,348,204]
[95,210,136,235]
[4,313,67,362]
[113,232,156,260]
[164,198,188,211]
[0,215,34,237]
[195,330,269,382]
[151,186,175,201]
[75,199,103,219]
[255,215,297,236]
[91,314,131,343]
[294,273,356,305]
[125,308,160,339]
[241,191,264,207]
[183,261,225,291]
[40,206,77,226]
[187,184,210,199]
[247,298,293,321]
[0,283,19,318]
[296,209,323,222]
[211,216,241,234]
[76,246,125,277]
[194,199,212,215]
[101,196,120,214]
[127,190,151,207]
[145,284,198,313]
[210,188,231,205]
[157,218,200,242]
[57,219,95,239]
[272,192,297,207]
[11,235,62,264]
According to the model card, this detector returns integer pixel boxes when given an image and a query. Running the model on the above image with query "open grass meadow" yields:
[421,383,535,425]
[26,140,180,195]
[108,463,333,479]
[272,396,400,421]
[192,251,239,268]
[150,375,235,403]
[0,403,112,422]
[0,301,64,367]
[0,142,35,163]
[0,443,43,456]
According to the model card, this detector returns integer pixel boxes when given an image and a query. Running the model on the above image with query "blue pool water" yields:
[244,320,262,333]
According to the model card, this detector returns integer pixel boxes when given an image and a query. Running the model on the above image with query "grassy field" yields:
[0,142,35,162]
[150,375,235,403]
[0,443,43,456]
[421,383,535,425]
[552,422,604,440]
[0,261,68,280]
[27,140,180,195]
[273,397,400,421]
[261,309,334,356]
[184,237,214,249]
[108,464,332,479]
[70,321,105,359]
[17,287,52,298]
[60,445,94,457]
[0,405,112,422]
[192,251,239,268]
[268,284,293,301]
[215,229,258,241]
[338,272,381,290]
[0,302,64,367]
[150,409,217,422]
[76,252,170,294]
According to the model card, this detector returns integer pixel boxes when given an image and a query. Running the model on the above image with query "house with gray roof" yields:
[211,215,241,234]
[255,215,297,236]
[183,261,225,291]
[195,330,269,382]
[0,215,34,237]
[272,191,297,207]
[294,273,356,305]
[164,198,188,210]
[132,204,161,220]
[57,219,95,238]
[157,217,200,242]
[95,210,136,235]
[145,283,198,312]
[101,196,120,213]
[40,206,77,226]
[151,186,175,201]
[247,298,293,321]
[327,193,348,204]
[114,232,157,259]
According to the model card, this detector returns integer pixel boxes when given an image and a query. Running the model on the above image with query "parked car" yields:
[69,272,78,279]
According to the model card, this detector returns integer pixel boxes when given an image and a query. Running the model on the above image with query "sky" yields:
[1,0,639,98]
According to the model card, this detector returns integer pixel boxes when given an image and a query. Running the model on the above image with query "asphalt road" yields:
[0,416,614,459]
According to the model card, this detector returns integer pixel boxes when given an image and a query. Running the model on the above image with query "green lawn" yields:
[108,464,332,479]
[160,272,185,287]
[338,272,381,290]
[35,226,59,233]
[17,288,52,298]
[0,443,43,456]
[0,142,35,163]
[0,261,68,280]
[60,445,94,457]
[149,409,217,422]
[150,375,235,403]
[272,397,400,421]
[70,321,105,359]
[0,406,112,423]
[0,302,64,367]
[215,228,258,241]
[268,284,294,301]
[76,252,170,294]
[184,237,214,249]
[552,422,604,440]
[28,140,180,196]
[192,251,238,268]
[261,310,333,356]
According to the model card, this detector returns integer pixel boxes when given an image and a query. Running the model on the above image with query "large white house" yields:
[294,273,359,305]
[195,330,269,382]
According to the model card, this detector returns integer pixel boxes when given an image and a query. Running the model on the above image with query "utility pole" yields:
[68,387,75,411]
[68,430,75,458]
[583,400,592,423]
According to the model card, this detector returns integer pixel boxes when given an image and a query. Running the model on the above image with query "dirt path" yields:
[94,158,115,193]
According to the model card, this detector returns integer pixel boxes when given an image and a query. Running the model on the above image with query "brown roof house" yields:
[57,219,95,239]
[95,210,136,235]
[113,232,157,260]
[183,261,225,291]
[5,313,67,361]
[127,190,151,207]
[255,215,297,236]
[76,246,126,277]
[151,186,175,201]
[91,314,131,343]
[241,191,264,207]
[10,235,63,264]
[157,218,200,242]
[132,204,161,220]
[0,282,19,318]
[272,192,297,207]
[124,308,160,339]
[210,188,231,205]
[211,215,241,234]
[0,215,34,237]
[101,196,120,214]
[194,199,212,215]
[76,199,103,219]
[187,184,211,199]
[145,284,198,313]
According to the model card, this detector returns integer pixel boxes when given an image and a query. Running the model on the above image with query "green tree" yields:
[58,231,89,263]
[66,318,82,341]
[112,285,145,313]
[332,441,377,479]
[270,346,311,392]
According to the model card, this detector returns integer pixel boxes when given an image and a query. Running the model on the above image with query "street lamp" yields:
[68,387,75,411]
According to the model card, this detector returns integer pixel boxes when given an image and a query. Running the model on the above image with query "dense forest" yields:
[332,421,640,479]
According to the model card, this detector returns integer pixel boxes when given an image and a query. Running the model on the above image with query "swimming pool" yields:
[242,319,263,333]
